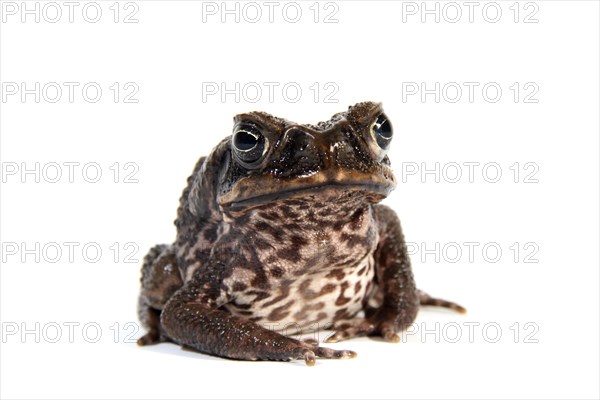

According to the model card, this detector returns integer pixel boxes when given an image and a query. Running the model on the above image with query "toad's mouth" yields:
[218,168,396,210]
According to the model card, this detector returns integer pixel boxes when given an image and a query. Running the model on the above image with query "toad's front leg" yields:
[326,205,465,343]
[160,279,356,366]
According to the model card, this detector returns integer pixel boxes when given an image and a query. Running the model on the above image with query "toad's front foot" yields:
[294,339,357,366]
[324,311,401,344]
[326,293,466,344]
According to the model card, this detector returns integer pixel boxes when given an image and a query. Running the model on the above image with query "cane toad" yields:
[137,101,465,365]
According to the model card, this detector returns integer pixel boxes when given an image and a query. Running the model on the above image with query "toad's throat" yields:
[219,169,396,210]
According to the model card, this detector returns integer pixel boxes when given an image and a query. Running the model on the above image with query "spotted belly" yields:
[223,254,376,334]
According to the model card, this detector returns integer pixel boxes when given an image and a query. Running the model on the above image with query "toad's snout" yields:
[275,125,358,177]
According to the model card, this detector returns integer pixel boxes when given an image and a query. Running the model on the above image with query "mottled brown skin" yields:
[137,101,465,365]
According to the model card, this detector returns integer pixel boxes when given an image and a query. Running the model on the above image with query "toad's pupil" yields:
[374,116,392,139]
[234,130,258,151]
[372,114,393,150]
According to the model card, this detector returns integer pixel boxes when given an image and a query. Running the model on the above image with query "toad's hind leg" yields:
[137,244,183,346]
[418,290,466,314]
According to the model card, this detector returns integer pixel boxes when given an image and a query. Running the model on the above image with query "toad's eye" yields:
[370,113,393,150]
[232,123,267,164]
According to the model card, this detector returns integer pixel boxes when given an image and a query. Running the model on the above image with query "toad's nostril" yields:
[285,128,314,153]
[330,135,359,167]
[273,128,325,178]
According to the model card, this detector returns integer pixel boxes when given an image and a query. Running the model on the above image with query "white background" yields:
[1,1,599,399]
